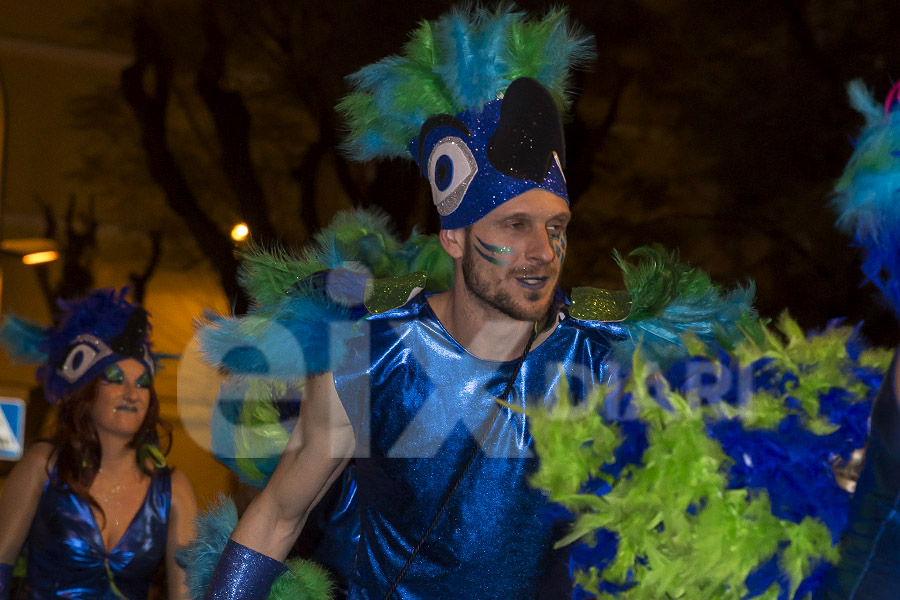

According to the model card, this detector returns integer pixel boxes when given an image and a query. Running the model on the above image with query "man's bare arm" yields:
[229,372,356,560]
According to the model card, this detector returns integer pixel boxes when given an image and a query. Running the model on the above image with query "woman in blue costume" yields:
[0,288,198,600]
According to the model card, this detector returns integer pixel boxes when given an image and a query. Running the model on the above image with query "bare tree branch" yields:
[779,0,837,80]
[121,2,247,312]
[129,229,163,305]
[35,201,57,313]
[33,196,97,319]
[57,194,97,306]
[566,70,630,203]
[196,1,276,245]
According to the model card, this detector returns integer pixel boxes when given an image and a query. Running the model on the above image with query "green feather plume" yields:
[238,208,454,307]
[337,5,594,161]
[233,379,294,486]
[268,558,335,600]
[612,245,757,370]
[616,245,716,322]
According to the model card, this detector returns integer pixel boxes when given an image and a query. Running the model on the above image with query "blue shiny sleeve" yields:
[204,540,287,600]
[0,563,12,600]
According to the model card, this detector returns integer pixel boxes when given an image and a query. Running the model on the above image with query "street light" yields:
[1,238,59,265]
[231,223,249,242]
[20,251,58,265]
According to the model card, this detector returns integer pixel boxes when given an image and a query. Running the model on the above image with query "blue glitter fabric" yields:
[0,563,11,600]
[816,347,900,600]
[408,92,568,230]
[204,540,288,600]
[333,292,625,599]
[23,467,170,599]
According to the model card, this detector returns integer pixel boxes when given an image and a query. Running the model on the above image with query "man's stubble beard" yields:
[460,242,559,323]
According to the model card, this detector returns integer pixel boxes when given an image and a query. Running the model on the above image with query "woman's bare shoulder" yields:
[20,441,55,471]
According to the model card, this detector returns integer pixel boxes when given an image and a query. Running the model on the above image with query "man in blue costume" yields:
[198,9,900,596]
[202,6,633,599]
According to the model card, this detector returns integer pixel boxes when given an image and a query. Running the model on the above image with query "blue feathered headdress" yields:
[0,288,155,403]
[336,5,595,229]
[833,80,900,319]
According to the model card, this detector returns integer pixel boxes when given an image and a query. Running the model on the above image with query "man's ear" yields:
[439,228,466,260]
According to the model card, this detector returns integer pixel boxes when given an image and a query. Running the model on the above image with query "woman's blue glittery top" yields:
[23,467,170,599]
[334,292,624,599]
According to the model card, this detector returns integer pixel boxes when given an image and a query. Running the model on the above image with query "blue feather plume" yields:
[435,6,515,110]
[196,296,352,381]
[198,208,454,383]
[833,79,900,319]
[177,495,238,600]
[0,315,49,364]
[609,245,757,371]
[538,12,595,101]
[615,284,755,371]
[337,5,595,161]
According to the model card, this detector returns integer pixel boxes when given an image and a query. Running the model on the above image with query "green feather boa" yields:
[528,316,889,599]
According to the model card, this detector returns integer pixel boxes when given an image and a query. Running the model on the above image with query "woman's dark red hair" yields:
[47,373,173,520]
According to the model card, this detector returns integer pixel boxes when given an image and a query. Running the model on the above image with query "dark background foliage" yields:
[24,0,900,343]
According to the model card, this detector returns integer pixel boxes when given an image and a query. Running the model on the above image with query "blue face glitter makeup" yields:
[474,235,514,266]
[102,364,125,384]
[100,362,151,389]
[549,228,567,263]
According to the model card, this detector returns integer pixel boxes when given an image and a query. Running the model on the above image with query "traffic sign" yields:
[0,397,25,460]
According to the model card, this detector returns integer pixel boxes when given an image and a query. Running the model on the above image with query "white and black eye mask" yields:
[56,307,155,386]
[409,77,569,229]
[57,334,154,384]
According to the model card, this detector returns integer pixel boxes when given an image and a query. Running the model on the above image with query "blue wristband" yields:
[204,540,288,600]
[0,563,13,600]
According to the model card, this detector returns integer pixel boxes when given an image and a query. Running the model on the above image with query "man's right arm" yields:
[212,372,355,575]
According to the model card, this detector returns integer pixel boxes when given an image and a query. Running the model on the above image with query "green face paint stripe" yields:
[473,235,513,265]
[475,244,510,265]
[475,235,514,255]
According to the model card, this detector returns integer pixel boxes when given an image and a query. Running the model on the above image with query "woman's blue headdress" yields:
[0,288,155,403]
[336,5,595,229]
[833,80,900,319]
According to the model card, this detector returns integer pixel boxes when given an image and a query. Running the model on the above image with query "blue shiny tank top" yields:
[816,348,900,599]
[24,467,171,599]
[334,292,623,599]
